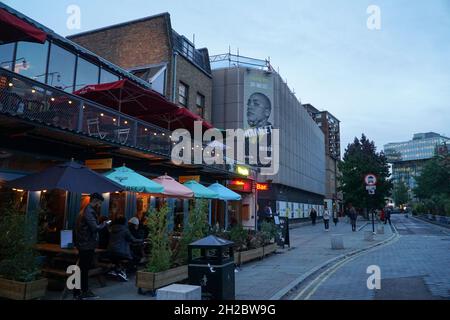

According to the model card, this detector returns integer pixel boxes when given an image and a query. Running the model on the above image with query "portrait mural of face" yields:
[246,92,272,128]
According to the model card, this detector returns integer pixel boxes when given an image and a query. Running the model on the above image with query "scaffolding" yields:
[210,52,274,71]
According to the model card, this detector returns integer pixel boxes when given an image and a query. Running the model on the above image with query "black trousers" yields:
[384,217,391,225]
[312,218,316,225]
[351,220,357,231]
[324,220,329,229]
[79,249,95,293]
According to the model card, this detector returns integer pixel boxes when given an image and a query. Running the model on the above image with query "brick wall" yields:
[68,14,174,99]
[175,54,212,122]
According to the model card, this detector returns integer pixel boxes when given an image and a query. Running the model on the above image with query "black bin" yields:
[188,235,235,300]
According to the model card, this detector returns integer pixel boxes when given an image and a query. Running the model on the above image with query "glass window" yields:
[178,82,188,106]
[48,43,76,92]
[196,92,205,118]
[0,43,15,71]
[15,41,49,83]
[100,68,119,84]
[151,69,166,95]
[75,57,99,91]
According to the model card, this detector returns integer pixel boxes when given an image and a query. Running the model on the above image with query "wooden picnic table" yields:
[35,243,106,255]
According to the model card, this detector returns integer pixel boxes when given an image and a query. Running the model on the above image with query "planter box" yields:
[234,252,240,265]
[427,214,433,220]
[136,265,188,292]
[0,277,48,300]
[263,243,278,256]
[238,247,264,265]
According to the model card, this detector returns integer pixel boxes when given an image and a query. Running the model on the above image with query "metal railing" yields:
[0,68,172,156]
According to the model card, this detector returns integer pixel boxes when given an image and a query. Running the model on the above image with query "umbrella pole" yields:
[225,200,228,231]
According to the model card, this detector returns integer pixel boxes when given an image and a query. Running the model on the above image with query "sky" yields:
[5,0,450,155]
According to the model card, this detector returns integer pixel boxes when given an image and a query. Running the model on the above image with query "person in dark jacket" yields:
[348,203,358,232]
[128,217,145,264]
[97,216,110,250]
[107,216,142,281]
[309,207,318,225]
[75,193,107,300]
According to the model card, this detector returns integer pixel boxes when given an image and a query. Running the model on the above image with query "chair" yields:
[87,118,107,139]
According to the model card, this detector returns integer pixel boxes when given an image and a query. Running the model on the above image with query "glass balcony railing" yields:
[0,68,172,156]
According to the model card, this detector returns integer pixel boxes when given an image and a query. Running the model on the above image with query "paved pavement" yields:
[289,215,450,300]
[44,216,394,300]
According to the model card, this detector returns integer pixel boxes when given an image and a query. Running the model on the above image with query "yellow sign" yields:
[85,158,113,170]
[179,175,200,183]
[236,166,250,177]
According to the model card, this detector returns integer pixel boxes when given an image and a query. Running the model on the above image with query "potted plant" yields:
[229,224,248,265]
[260,221,278,256]
[238,230,264,264]
[0,205,48,300]
[136,204,187,295]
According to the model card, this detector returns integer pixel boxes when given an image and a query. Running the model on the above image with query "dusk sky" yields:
[5,0,450,155]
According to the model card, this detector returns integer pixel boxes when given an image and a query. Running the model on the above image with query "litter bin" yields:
[188,235,235,300]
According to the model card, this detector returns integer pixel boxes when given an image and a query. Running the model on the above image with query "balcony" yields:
[0,68,174,157]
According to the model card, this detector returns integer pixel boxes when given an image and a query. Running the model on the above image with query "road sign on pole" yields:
[364,174,377,186]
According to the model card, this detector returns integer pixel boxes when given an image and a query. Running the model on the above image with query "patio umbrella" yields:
[152,174,194,198]
[0,6,47,44]
[104,165,164,194]
[183,180,219,199]
[7,160,123,193]
[208,183,241,201]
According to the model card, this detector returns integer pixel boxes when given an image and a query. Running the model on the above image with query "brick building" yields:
[68,13,213,121]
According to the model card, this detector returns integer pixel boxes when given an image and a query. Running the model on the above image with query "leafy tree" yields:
[338,134,393,212]
[393,181,409,206]
[146,204,172,272]
[414,155,450,200]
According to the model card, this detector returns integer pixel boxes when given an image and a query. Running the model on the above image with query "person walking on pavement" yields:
[323,207,331,231]
[333,207,339,226]
[309,207,317,225]
[384,208,392,225]
[348,203,357,232]
[75,193,107,300]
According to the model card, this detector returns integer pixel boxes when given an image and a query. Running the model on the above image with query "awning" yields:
[0,8,47,44]
[208,183,242,201]
[138,107,213,132]
[75,79,214,133]
[74,79,179,117]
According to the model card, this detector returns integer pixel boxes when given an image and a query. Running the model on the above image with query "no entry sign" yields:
[364,174,377,186]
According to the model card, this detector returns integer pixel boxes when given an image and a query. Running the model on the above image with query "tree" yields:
[393,181,409,206]
[146,204,172,273]
[338,134,393,212]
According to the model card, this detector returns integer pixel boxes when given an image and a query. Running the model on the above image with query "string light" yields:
[100,113,104,117]
[8,83,13,87]
[113,118,116,122]
[68,100,72,104]
[31,89,36,93]
[51,97,55,102]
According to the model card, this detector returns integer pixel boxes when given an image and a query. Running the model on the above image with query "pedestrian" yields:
[74,193,107,300]
[333,208,339,226]
[348,203,357,232]
[323,207,330,231]
[380,209,385,222]
[384,208,392,225]
[309,207,317,225]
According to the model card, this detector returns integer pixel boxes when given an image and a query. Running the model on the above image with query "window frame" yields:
[178,81,189,107]
[196,92,205,118]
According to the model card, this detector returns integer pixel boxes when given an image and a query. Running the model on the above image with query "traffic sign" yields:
[364,174,377,186]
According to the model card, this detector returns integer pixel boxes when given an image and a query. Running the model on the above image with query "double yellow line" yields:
[294,231,400,300]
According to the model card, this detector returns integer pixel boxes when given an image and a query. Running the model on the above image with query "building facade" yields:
[304,104,342,212]
[68,14,213,122]
[384,132,450,198]
[210,53,326,225]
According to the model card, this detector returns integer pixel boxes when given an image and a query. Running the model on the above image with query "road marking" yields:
[294,231,401,300]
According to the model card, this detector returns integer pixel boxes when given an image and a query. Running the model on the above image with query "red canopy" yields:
[0,8,47,44]
[74,79,213,132]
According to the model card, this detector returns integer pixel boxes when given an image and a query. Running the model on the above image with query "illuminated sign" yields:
[236,166,250,177]
[228,179,252,193]
[256,183,269,191]
[85,158,113,170]
[179,175,200,183]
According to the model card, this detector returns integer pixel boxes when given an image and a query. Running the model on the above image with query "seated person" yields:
[97,216,110,250]
[106,216,142,281]
[128,217,145,264]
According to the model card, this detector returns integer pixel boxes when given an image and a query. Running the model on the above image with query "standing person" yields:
[385,208,392,225]
[74,193,107,300]
[264,202,273,222]
[309,207,317,225]
[323,207,331,231]
[348,203,358,232]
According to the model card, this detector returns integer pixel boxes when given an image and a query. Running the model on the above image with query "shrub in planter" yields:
[175,199,209,265]
[146,204,172,273]
[229,224,248,252]
[260,221,278,246]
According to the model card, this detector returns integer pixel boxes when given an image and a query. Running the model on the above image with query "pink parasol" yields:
[152,174,194,199]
